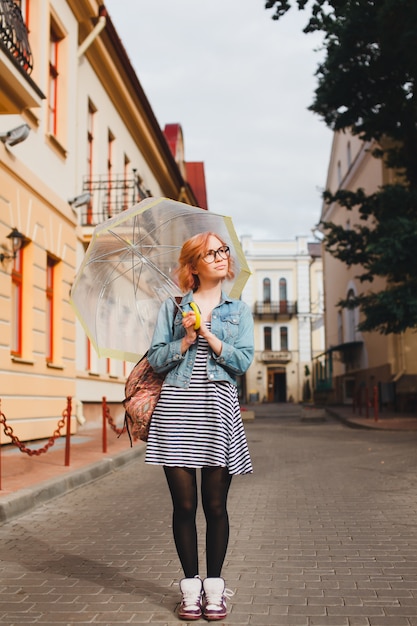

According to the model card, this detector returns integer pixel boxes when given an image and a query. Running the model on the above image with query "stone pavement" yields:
[0,403,416,522]
[0,417,145,523]
[0,404,417,625]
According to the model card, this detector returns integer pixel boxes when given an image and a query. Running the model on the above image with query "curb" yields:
[325,407,367,429]
[0,445,145,525]
[325,407,417,431]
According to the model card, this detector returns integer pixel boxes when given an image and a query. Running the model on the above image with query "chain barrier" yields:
[0,398,70,457]
[102,397,126,436]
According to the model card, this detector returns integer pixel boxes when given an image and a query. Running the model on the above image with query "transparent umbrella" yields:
[70,197,251,362]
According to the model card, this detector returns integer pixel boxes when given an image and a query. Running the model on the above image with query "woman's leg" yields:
[163,466,199,577]
[201,467,232,577]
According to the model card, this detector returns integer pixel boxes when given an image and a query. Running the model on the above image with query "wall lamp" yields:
[68,192,91,208]
[0,124,30,147]
[0,227,26,263]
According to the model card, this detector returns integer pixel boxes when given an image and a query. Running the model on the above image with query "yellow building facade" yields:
[0,0,202,441]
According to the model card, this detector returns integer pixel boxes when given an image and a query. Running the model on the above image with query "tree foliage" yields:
[266,0,417,333]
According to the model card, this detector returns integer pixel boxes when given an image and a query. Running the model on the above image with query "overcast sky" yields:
[104,0,333,240]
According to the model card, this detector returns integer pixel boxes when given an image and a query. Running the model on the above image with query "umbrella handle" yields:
[178,300,201,330]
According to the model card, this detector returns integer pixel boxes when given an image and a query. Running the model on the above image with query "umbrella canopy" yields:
[70,197,251,362]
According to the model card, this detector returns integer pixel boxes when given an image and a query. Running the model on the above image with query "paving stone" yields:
[0,409,417,624]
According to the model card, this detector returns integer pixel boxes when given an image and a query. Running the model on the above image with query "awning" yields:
[315,341,363,359]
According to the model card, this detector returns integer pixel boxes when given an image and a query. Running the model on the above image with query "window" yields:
[280,326,288,351]
[337,160,342,185]
[337,310,343,344]
[106,130,115,217]
[346,289,356,342]
[48,23,61,136]
[123,155,130,211]
[279,278,287,313]
[46,255,57,362]
[279,278,287,301]
[264,326,272,351]
[11,248,23,356]
[86,338,92,371]
[263,278,271,303]
[86,100,95,224]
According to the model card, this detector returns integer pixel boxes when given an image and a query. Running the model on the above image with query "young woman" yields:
[146,232,254,621]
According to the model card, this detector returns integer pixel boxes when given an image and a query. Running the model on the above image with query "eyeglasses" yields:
[201,245,230,264]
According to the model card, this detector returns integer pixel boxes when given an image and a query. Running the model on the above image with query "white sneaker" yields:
[203,577,234,621]
[178,576,203,621]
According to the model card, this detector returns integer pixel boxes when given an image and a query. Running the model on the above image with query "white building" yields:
[241,235,324,404]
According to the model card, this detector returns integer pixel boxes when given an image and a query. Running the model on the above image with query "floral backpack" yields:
[122,297,181,443]
[122,354,164,442]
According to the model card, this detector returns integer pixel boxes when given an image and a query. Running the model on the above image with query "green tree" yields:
[265,0,417,333]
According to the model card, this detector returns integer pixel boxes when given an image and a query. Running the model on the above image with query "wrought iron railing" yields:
[0,0,33,74]
[254,301,297,318]
[80,174,150,226]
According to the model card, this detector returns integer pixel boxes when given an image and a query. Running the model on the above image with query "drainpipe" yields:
[77,15,106,59]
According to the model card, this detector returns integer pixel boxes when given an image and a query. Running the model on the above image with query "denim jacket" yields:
[147,290,254,389]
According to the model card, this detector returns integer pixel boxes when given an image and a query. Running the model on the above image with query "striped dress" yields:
[145,326,253,475]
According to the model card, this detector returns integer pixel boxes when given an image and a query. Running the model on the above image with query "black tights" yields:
[163,466,232,578]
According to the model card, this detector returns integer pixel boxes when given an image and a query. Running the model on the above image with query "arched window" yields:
[279,278,287,300]
[337,310,343,344]
[263,277,271,303]
[337,160,342,185]
[279,278,287,313]
[264,326,272,351]
[346,289,356,342]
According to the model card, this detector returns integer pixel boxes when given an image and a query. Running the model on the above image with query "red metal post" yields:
[373,385,379,422]
[365,387,369,418]
[65,396,72,466]
[0,399,2,491]
[102,397,107,453]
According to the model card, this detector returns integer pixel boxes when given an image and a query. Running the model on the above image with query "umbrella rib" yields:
[109,231,178,285]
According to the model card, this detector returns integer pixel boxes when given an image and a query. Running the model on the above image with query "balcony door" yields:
[279,278,287,314]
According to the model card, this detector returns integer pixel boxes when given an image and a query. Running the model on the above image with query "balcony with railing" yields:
[254,300,297,320]
[0,0,44,112]
[78,174,150,227]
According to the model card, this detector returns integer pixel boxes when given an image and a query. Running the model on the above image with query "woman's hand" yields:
[182,312,222,356]
[181,311,197,349]
[197,320,223,356]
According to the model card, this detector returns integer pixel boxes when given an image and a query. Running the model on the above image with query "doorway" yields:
[267,368,287,402]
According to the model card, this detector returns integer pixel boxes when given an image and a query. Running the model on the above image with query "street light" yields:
[0,227,26,263]
[68,192,91,208]
[0,124,30,147]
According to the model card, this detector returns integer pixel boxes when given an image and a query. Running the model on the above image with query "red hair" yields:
[176,231,235,292]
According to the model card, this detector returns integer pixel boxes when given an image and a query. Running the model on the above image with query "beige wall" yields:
[0,149,78,440]
[320,130,417,407]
